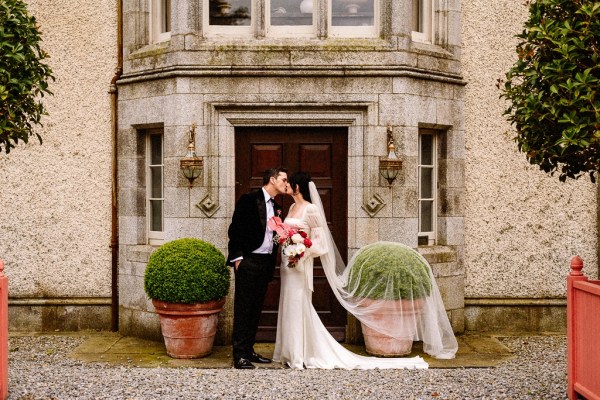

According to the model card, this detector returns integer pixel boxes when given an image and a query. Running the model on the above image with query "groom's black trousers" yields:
[232,253,275,360]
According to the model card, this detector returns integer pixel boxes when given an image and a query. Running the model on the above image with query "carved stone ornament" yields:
[361,193,386,217]
[196,194,221,217]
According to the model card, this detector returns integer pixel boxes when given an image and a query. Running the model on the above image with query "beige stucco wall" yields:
[2,0,597,334]
[0,1,116,300]
[462,0,598,299]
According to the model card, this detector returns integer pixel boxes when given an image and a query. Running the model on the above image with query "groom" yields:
[227,167,288,369]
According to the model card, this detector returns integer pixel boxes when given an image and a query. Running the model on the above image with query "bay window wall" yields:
[144,0,448,43]
[203,0,379,37]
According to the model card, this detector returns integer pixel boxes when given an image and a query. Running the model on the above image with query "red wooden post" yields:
[0,260,8,400]
[567,255,600,400]
[567,256,586,400]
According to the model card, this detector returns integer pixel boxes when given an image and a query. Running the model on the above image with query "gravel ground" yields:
[7,335,567,400]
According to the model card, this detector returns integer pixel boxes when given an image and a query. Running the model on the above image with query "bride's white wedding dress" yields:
[272,203,429,370]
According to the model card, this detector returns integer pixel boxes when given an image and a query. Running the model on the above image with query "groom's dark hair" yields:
[263,167,287,185]
[289,172,312,203]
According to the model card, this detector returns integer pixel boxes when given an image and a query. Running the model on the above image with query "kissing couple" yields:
[227,167,457,370]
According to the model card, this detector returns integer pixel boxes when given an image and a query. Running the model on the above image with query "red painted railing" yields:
[0,260,8,400]
[567,256,600,400]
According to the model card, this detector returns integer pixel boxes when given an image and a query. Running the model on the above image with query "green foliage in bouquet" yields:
[144,238,230,304]
[346,242,432,300]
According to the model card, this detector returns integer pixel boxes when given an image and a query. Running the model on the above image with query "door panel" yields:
[235,126,348,341]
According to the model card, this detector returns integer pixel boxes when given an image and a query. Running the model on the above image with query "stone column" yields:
[170,0,201,49]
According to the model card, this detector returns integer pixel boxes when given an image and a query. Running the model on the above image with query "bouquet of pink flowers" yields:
[268,216,313,268]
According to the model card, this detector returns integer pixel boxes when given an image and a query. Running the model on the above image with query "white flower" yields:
[294,243,306,254]
[283,243,306,258]
[283,246,297,257]
[291,233,304,244]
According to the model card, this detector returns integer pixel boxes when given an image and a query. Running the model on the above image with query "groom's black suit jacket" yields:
[227,189,281,266]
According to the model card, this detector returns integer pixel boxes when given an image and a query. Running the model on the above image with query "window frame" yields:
[328,0,379,38]
[265,0,316,38]
[411,0,433,43]
[151,0,172,43]
[417,131,437,246]
[204,0,254,37]
[146,131,164,246]
[203,0,380,38]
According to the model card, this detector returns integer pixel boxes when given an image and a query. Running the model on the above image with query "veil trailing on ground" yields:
[308,182,458,359]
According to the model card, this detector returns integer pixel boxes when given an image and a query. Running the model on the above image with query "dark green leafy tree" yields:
[0,0,54,154]
[501,0,600,182]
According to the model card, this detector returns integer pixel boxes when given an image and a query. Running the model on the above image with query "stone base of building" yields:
[465,299,566,333]
[8,298,111,331]
[8,301,567,336]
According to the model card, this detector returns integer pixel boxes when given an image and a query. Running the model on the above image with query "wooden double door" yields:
[235,126,348,342]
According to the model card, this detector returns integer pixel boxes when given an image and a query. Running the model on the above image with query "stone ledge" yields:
[8,304,111,332]
[417,245,457,265]
[465,303,566,333]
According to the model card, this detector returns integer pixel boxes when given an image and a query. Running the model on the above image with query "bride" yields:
[272,172,457,369]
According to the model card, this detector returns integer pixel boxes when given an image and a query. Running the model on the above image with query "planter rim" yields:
[357,297,425,310]
[151,298,226,316]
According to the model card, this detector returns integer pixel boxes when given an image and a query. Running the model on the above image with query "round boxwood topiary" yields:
[346,241,432,300]
[144,238,229,304]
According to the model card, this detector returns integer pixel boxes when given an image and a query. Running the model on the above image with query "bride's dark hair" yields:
[289,172,312,203]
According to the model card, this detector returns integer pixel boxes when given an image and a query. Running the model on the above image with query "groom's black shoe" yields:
[234,358,256,369]
[249,352,272,363]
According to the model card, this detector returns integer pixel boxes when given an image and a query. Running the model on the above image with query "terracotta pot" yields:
[359,298,424,357]
[152,298,226,359]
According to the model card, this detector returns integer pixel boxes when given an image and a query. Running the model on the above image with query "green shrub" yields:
[501,0,600,182]
[144,238,229,304]
[346,242,432,300]
[0,0,54,154]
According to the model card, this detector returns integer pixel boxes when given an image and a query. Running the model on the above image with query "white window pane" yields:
[150,166,162,198]
[150,200,163,231]
[270,0,313,25]
[150,135,162,165]
[420,200,433,232]
[420,134,433,165]
[331,0,374,26]
[420,167,433,198]
[210,0,251,25]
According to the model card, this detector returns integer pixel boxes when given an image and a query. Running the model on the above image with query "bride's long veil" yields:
[309,182,458,359]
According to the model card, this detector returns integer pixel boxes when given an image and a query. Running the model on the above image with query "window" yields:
[206,0,253,36]
[147,132,164,245]
[204,0,378,38]
[412,0,432,43]
[267,0,314,37]
[151,0,171,43]
[329,0,377,38]
[418,132,436,245]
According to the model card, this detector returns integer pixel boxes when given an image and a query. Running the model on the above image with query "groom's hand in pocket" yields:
[235,260,241,270]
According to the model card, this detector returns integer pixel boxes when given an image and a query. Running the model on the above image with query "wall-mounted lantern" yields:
[180,123,203,187]
[379,124,403,185]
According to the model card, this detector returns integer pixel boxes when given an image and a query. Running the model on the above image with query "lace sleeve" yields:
[304,204,329,258]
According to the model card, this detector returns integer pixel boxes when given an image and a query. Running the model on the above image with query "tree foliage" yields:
[0,0,54,154]
[501,0,600,182]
